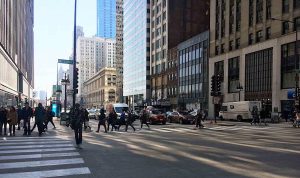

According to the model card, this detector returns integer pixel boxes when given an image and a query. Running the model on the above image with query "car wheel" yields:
[237,115,242,122]
[162,121,166,125]
[168,117,172,123]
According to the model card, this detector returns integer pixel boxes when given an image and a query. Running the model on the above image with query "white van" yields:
[112,103,129,118]
[219,101,262,121]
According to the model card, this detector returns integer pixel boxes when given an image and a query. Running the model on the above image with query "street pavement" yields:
[0,119,300,178]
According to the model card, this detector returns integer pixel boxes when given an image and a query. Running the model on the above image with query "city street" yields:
[0,119,299,178]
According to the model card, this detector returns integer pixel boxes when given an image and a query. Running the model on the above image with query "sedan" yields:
[149,110,167,125]
[168,111,195,124]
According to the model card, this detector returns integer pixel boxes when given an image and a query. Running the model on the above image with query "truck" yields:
[219,101,262,121]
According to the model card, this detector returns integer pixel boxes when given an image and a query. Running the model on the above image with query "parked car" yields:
[168,111,195,124]
[88,109,97,120]
[149,109,166,125]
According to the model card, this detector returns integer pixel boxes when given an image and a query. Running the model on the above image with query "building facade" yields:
[150,0,210,110]
[83,67,117,108]
[77,37,116,98]
[115,0,124,102]
[178,31,209,110]
[123,0,151,108]
[0,0,34,106]
[208,0,300,118]
[97,0,116,38]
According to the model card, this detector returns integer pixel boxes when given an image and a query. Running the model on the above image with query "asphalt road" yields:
[0,119,299,178]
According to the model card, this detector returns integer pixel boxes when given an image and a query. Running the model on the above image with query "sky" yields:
[34,0,96,94]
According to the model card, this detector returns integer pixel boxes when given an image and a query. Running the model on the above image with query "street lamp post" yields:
[61,73,70,112]
[271,17,299,107]
[72,0,77,107]
[236,83,243,101]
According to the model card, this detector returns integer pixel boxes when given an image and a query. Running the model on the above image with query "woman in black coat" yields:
[96,108,107,133]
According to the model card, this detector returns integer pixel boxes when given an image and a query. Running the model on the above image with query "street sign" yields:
[58,59,73,64]
[67,89,74,95]
[287,89,296,99]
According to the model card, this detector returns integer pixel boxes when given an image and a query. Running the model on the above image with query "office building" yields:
[97,0,116,38]
[77,36,116,99]
[83,67,117,108]
[150,0,209,109]
[0,0,34,106]
[178,31,209,110]
[208,0,300,118]
[123,0,151,108]
[116,0,124,102]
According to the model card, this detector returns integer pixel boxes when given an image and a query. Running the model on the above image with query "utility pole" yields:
[72,0,77,107]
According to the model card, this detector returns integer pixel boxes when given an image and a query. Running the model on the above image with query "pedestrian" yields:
[96,108,107,133]
[251,106,259,125]
[125,110,136,132]
[45,106,56,130]
[117,109,127,130]
[260,107,267,126]
[21,102,33,136]
[17,105,22,130]
[108,110,117,131]
[33,103,46,136]
[0,106,8,136]
[69,103,84,149]
[140,107,150,129]
[196,109,204,129]
[82,107,91,131]
[7,106,18,136]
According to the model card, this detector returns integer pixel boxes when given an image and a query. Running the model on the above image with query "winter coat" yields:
[21,107,33,121]
[34,107,46,124]
[0,108,7,122]
[69,107,84,129]
[7,110,18,125]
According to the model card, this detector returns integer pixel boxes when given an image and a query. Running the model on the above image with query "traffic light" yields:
[210,75,216,96]
[74,68,79,94]
[216,75,222,96]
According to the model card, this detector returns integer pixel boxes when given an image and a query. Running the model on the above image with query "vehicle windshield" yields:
[115,107,128,114]
[152,110,162,114]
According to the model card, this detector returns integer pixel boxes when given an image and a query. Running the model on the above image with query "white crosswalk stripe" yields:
[0,136,91,177]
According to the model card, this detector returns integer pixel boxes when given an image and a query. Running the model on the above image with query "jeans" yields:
[9,124,15,135]
[23,119,31,135]
[74,125,82,145]
[0,120,7,135]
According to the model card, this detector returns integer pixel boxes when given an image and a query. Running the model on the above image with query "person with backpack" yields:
[21,102,33,136]
[33,103,46,136]
[96,108,107,133]
[68,103,84,149]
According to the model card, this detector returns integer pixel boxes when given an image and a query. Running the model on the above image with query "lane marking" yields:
[0,152,80,161]
[0,144,73,150]
[0,147,75,154]
[0,141,71,146]
[0,158,84,169]
[0,167,91,178]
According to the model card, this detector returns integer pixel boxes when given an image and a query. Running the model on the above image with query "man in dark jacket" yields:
[17,105,22,130]
[22,102,33,135]
[140,108,150,129]
[0,106,8,135]
[34,103,46,136]
[96,108,107,133]
[69,103,84,149]
[125,110,136,132]
[196,109,204,128]
[44,106,56,130]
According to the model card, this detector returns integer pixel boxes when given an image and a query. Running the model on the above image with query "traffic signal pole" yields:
[72,0,77,107]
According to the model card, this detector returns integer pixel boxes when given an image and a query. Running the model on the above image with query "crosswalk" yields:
[0,136,91,178]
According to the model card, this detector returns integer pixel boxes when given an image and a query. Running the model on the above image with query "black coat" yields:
[0,108,7,122]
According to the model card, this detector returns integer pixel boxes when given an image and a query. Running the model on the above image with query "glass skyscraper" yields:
[123,0,150,107]
[97,0,116,38]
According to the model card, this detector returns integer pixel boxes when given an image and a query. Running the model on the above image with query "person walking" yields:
[7,106,18,136]
[125,110,136,132]
[45,106,56,130]
[196,109,204,129]
[0,106,8,136]
[33,103,46,136]
[108,110,117,131]
[96,108,107,133]
[140,108,150,129]
[260,107,267,126]
[251,106,259,125]
[82,108,91,131]
[69,103,84,149]
[21,102,33,136]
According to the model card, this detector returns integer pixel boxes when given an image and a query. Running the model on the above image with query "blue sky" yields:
[34,0,96,93]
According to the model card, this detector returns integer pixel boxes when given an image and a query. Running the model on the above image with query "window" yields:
[266,27,271,40]
[294,0,300,9]
[256,30,263,42]
[215,61,224,81]
[215,46,219,55]
[228,57,240,93]
[294,17,300,31]
[235,38,240,49]
[236,0,241,31]
[249,0,254,26]
[282,0,289,13]
[282,21,289,35]
[256,0,263,24]
[163,12,166,20]
[221,44,225,54]
[163,24,166,32]
[229,40,234,51]
[249,33,254,45]
[266,0,271,19]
